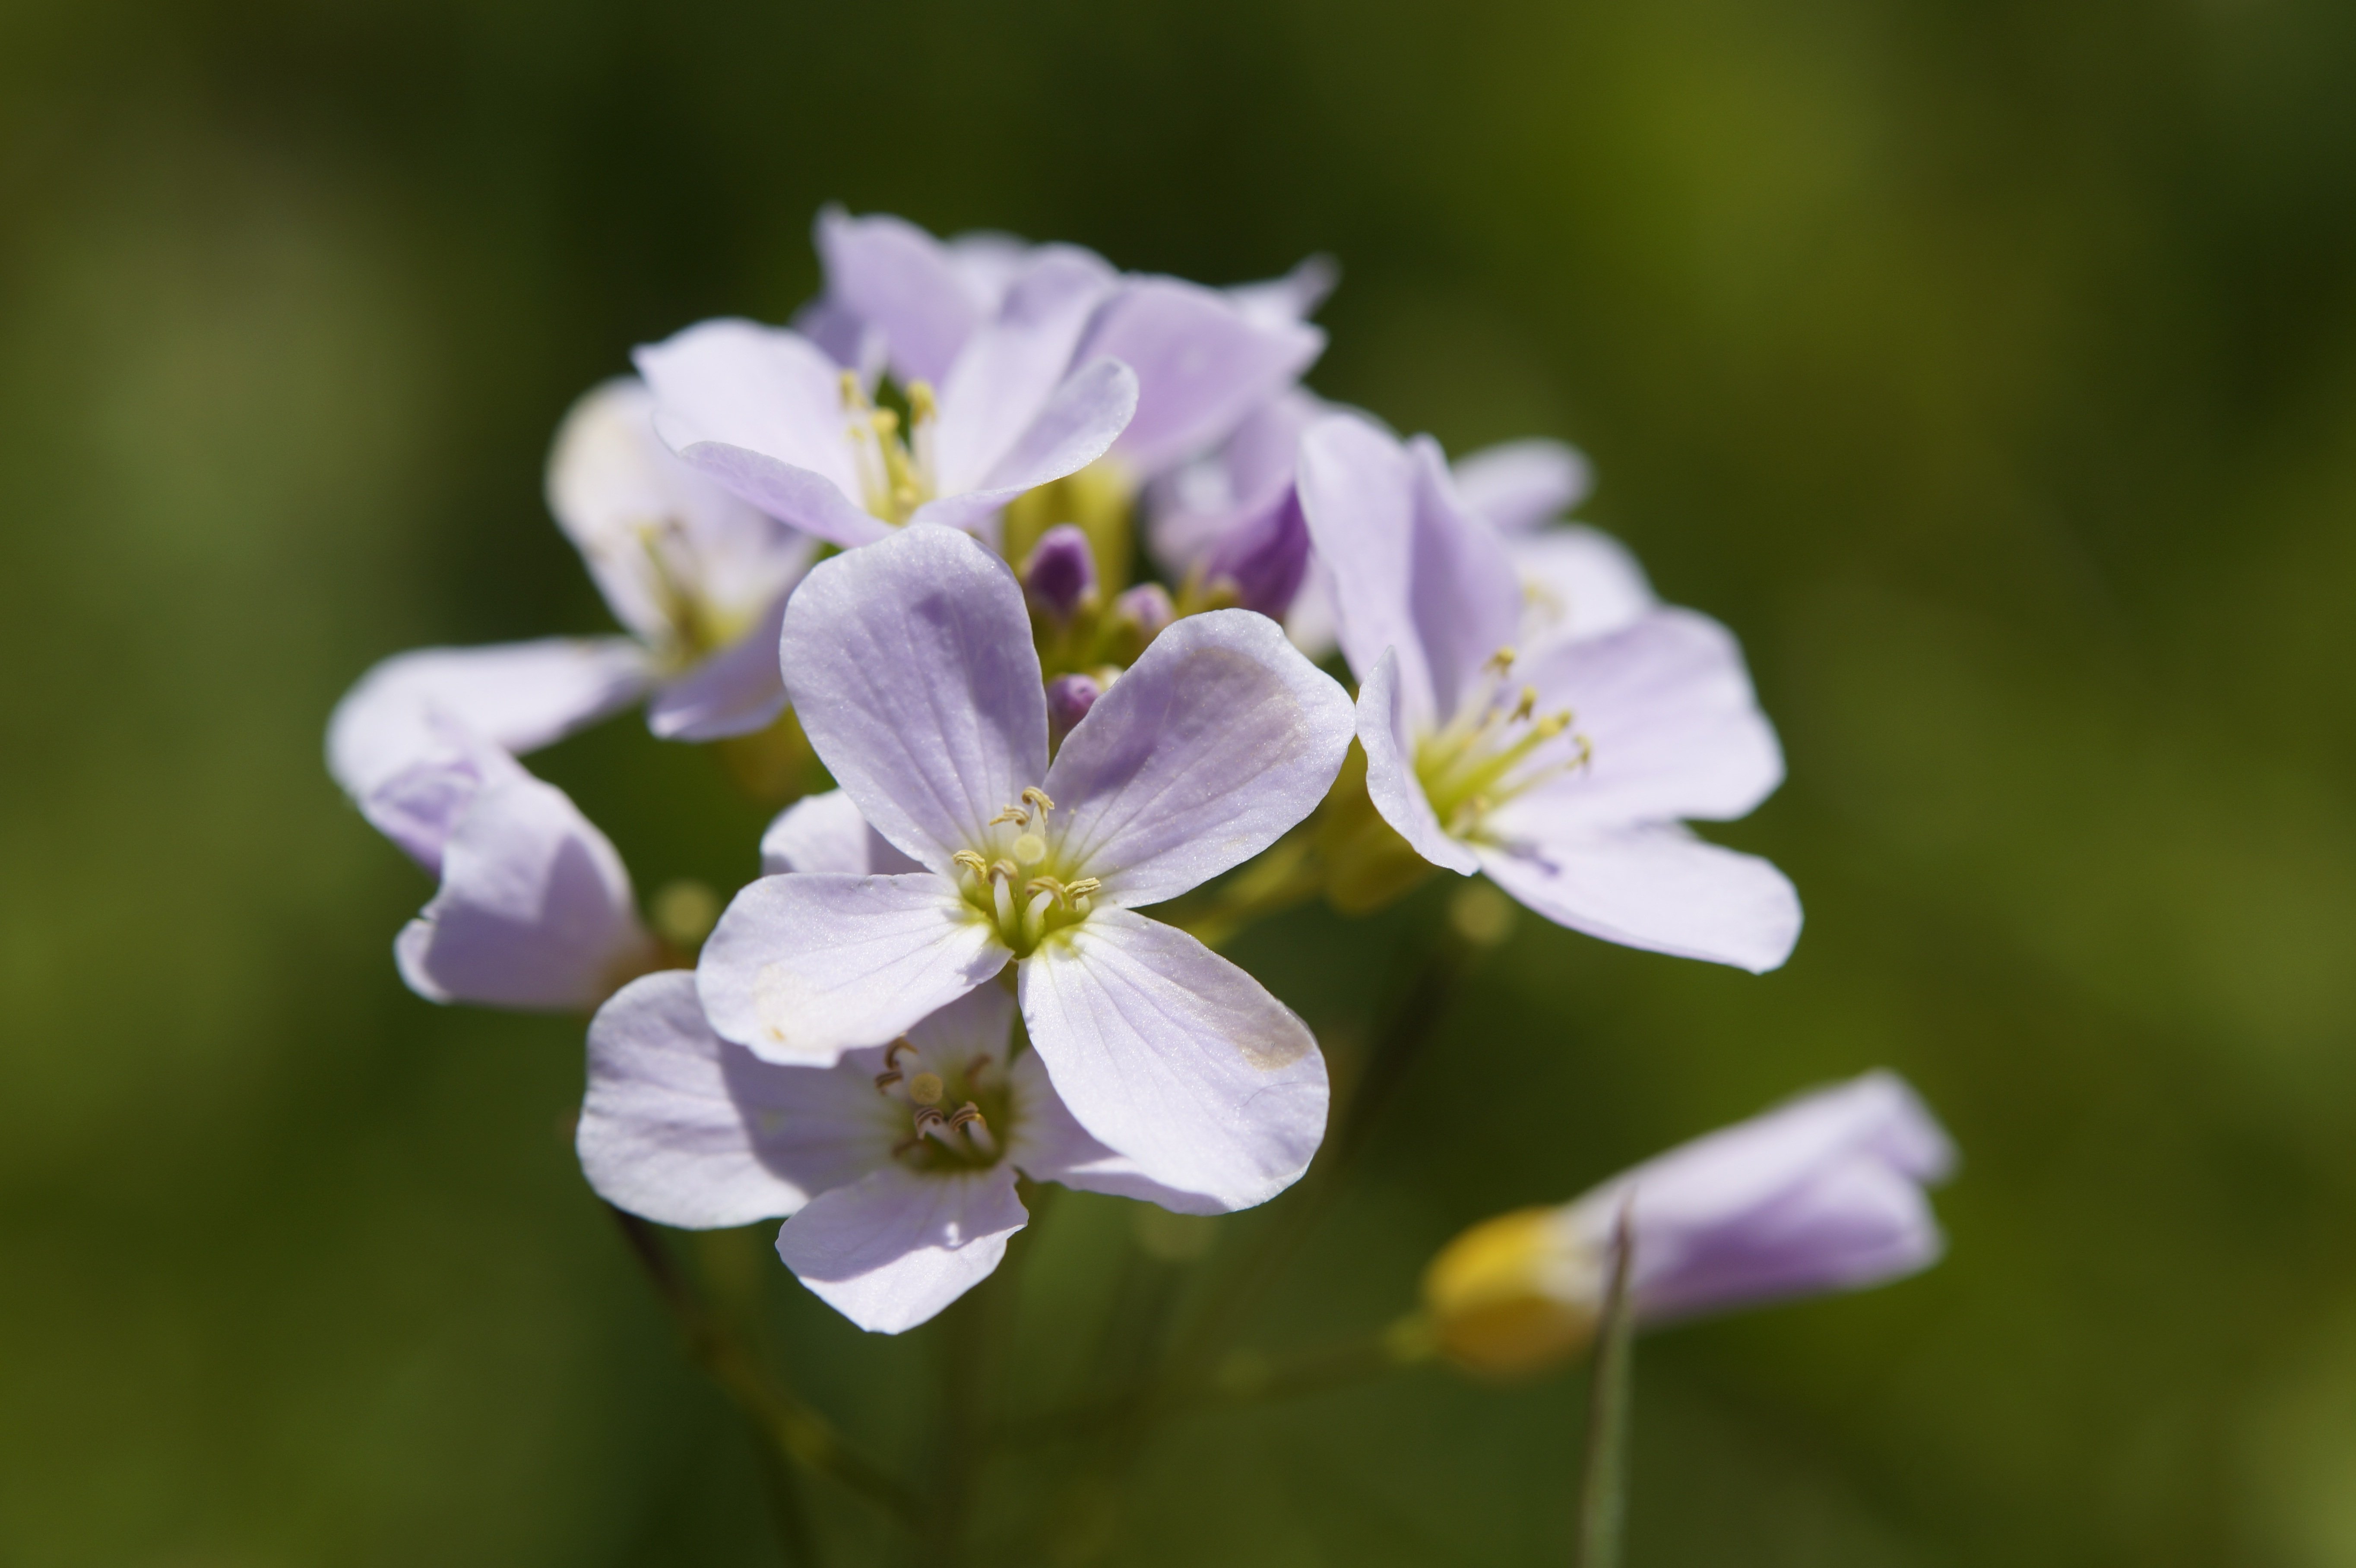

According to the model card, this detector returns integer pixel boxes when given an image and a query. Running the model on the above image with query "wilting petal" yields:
[1510,526,1655,646]
[1357,649,1480,875]
[1476,824,1801,974]
[815,207,985,389]
[780,526,1048,869]
[645,590,791,741]
[576,971,887,1228]
[912,357,1139,535]
[1452,438,1593,534]
[930,248,1120,495]
[776,1163,1028,1334]
[1019,910,1327,1211]
[1007,1049,1224,1214]
[760,789,924,876]
[1045,610,1352,908]
[1512,609,1784,828]
[696,873,1004,1064]
[1080,277,1324,477]
[395,768,652,1011]
[327,638,650,799]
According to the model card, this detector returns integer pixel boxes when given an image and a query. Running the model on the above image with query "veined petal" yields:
[930,247,1120,494]
[1404,436,1525,720]
[775,1164,1028,1334]
[1513,608,1785,828]
[1452,438,1593,534]
[327,638,650,799]
[913,357,1139,534]
[780,526,1048,869]
[1476,824,1801,973]
[645,589,791,741]
[1297,412,1434,727]
[1510,525,1655,647]
[1045,610,1352,907]
[760,789,925,876]
[1019,910,1327,1211]
[394,767,653,1012]
[576,971,887,1228]
[1358,648,1480,876]
[1080,276,1325,478]
[815,208,985,389]
[696,873,1004,1064]
[1007,1049,1224,1214]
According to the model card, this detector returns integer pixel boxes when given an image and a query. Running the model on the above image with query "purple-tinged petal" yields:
[1146,389,1324,579]
[666,443,891,550]
[1476,824,1801,974]
[1510,526,1655,647]
[1199,486,1310,619]
[1020,910,1327,1211]
[697,873,1004,1064]
[1023,523,1097,620]
[944,230,1039,310]
[576,971,889,1228]
[1226,254,1339,329]
[1297,413,1435,727]
[1452,438,1593,534]
[930,248,1121,494]
[1079,277,1325,478]
[760,789,924,877]
[395,767,653,1012]
[1510,608,1784,828]
[1403,436,1526,720]
[1282,557,1340,661]
[814,208,984,389]
[776,1163,1028,1334]
[359,725,521,873]
[1357,649,1481,876]
[912,358,1139,535]
[788,293,884,381]
[327,638,650,800]
[1044,609,1352,908]
[1006,1048,1223,1214]
[645,590,792,742]
[781,526,1048,869]
[1568,1072,1953,1323]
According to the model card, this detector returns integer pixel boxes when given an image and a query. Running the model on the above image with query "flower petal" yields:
[912,357,1139,535]
[1403,435,1527,719]
[1451,438,1593,533]
[1510,525,1655,646]
[327,638,650,800]
[1079,276,1325,477]
[1007,1048,1225,1214]
[576,971,887,1228]
[1296,412,1433,725]
[394,767,653,1011]
[1019,910,1327,1211]
[929,247,1119,494]
[696,873,1004,1064]
[1357,648,1481,875]
[780,525,1048,869]
[645,589,791,741]
[814,207,985,389]
[1225,254,1338,329]
[1512,607,1785,828]
[775,1163,1027,1334]
[1044,609,1353,907]
[760,789,925,876]
[1475,824,1801,973]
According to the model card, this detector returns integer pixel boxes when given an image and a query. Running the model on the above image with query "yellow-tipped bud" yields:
[1421,1206,1603,1379]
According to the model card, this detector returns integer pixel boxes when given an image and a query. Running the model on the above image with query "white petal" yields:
[779,525,1048,870]
[577,971,888,1227]
[815,207,985,389]
[1007,1049,1226,1214]
[1357,648,1480,875]
[1451,437,1593,533]
[1296,412,1434,727]
[695,873,1005,1064]
[929,247,1118,493]
[776,1164,1028,1334]
[760,789,924,876]
[1476,825,1801,973]
[645,589,791,742]
[1019,910,1327,1211]
[1509,525,1655,646]
[912,357,1140,534]
[1043,609,1353,907]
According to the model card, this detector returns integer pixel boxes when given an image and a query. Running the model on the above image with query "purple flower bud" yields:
[1045,672,1102,746]
[1201,487,1310,619]
[1112,582,1175,639]
[1022,524,1097,620]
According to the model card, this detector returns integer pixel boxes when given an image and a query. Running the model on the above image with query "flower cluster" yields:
[329,209,1951,1340]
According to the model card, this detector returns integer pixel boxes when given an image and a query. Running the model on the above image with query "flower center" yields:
[841,371,939,525]
[873,1036,1009,1173]
[950,787,1100,958]
[627,517,744,668]
[1413,648,1593,840]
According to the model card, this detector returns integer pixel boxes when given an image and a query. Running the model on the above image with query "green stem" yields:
[605,1204,924,1533]
[1576,1208,1637,1568]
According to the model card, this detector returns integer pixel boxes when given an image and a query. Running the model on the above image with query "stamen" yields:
[1021,787,1056,815]
[1064,877,1102,900]
[838,369,862,409]
[1485,647,1517,674]
[1022,888,1054,945]
[950,1102,996,1154]
[989,859,1019,883]
[953,850,989,881]
[913,1105,958,1148]
[906,380,937,425]
[1511,685,1537,722]
[992,873,1015,929]
[988,805,1030,827]
[873,1069,904,1095]
[884,1039,916,1069]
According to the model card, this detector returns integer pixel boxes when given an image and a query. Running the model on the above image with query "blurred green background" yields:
[6,0,2356,1562]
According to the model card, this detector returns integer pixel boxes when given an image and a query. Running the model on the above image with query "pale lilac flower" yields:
[696,525,1353,1208]
[809,209,1326,487]
[759,789,921,878]
[369,722,655,1012]
[1296,411,1800,972]
[580,973,1226,1332]
[1423,1072,1954,1375]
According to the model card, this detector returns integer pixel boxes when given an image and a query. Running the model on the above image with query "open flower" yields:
[1423,1071,1956,1377]
[695,525,1354,1209]
[1296,411,1800,972]
[583,959,1229,1332]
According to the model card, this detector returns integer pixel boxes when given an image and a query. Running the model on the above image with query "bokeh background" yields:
[6,0,2356,1562]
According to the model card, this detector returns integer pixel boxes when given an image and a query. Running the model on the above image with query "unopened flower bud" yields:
[1046,672,1102,747]
[1022,524,1097,620]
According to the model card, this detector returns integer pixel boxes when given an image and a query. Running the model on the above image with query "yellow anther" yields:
[907,1072,944,1106]
[1485,647,1517,673]
[988,805,1030,827]
[1021,787,1056,814]
[1533,711,1571,740]
[1012,832,1048,865]
[953,850,989,877]
[1511,686,1538,722]
[907,380,937,424]
[1064,877,1102,900]
[990,858,1020,882]
[838,369,862,407]
[870,408,899,436]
